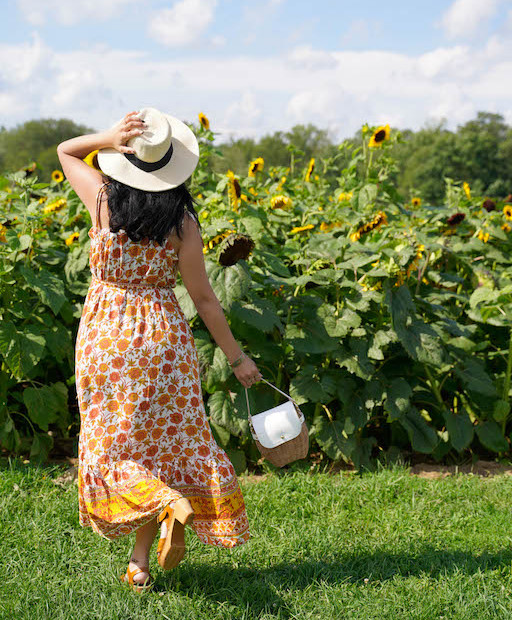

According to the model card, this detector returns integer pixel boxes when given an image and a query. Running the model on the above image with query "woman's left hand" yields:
[106,111,146,154]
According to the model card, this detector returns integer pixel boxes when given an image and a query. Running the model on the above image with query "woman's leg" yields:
[128,516,159,582]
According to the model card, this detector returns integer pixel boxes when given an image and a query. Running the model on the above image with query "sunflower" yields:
[270,195,292,210]
[447,212,465,226]
[248,157,264,177]
[65,231,80,246]
[368,124,390,148]
[405,243,425,279]
[52,170,64,183]
[502,222,511,232]
[482,198,496,212]
[320,220,343,232]
[276,176,287,191]
[22,162,37,176]
[38,196,47,204]
[476,229,490,243]
[218,233,255,266]
[462,182,471,200]
[350,211,388,242]
[338,191,353,202]
[290,224,315,234]
[203,229,236,254]
[226,170,241,212]
[411,197,422,207]
[305,158,315,182]
[43,198,67,214]
[0,224,7,243]
[198,113,210,130]
[83,150,101,171]
[503,204,512,221]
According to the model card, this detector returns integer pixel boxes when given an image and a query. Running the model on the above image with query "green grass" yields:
[2,458,512,620]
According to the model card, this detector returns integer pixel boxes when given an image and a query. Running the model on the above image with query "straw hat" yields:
[97,107,200,191]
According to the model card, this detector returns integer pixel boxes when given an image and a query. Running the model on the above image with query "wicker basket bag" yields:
[245,378,309,468]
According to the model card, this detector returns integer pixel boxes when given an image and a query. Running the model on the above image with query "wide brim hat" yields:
[97,107,200,191]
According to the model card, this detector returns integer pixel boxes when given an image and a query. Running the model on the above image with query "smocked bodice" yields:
[88,226,178,288]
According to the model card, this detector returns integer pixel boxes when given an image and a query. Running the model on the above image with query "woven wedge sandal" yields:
[156,497,195,570]
[119,565,154,592]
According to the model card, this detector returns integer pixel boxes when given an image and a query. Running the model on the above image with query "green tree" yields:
[0,118,96,182]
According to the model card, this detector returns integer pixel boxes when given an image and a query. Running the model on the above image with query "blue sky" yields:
[2,0,512,142]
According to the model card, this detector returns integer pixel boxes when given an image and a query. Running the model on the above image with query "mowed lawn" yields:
[2,457,512,620]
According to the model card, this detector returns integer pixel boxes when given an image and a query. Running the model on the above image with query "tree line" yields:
[1,111,511,204]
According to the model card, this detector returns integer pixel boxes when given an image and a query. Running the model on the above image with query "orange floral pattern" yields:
[75,198,250,548]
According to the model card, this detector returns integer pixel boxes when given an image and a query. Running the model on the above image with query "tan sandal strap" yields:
[156,538,165,555]
[126,566,151,584]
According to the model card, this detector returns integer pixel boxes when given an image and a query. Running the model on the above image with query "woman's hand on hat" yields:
[231,354,263,389]
[106,111,146,155]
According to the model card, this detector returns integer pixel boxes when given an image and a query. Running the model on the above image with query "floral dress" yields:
[75,182,250,548]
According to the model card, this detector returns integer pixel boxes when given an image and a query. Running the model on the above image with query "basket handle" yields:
[244,377,294,418]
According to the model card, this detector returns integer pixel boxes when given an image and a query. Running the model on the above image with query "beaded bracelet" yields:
[229,351,245,368]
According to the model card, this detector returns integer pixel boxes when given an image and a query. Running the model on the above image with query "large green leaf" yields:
[475,421,509,453]
[333,338,374,380]
[317,304,361,339]
[230,298,282,333]
[454,358,498,397]
[442,410,474,452]
[368,329,396,360]
[206,261,251,312]
[19,264,67,315]
[0,321,46,380]
[400,407,439,453]
[285,323,339,354]
[194,332,231,390]
[254,251,291,277]
[23,382,68,431]
[384,378,413,419]
[289,365,339,404]
[358,183,378,210]
[45,323,74,364]
[207,389,249,437]
[385,284,444,365]
[173,284,198,320]
[64,248,90,283]
[311,411,356,463]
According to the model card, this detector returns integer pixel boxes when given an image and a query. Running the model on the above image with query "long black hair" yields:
[100,174,202,247]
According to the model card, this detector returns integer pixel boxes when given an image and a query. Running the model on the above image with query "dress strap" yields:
[95,182,108,229]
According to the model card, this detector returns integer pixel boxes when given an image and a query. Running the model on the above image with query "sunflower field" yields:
[0,117,511,472]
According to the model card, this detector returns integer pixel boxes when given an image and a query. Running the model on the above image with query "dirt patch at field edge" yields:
[408,460,512,479]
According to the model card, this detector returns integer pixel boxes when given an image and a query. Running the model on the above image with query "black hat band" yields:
[124,141,174,172]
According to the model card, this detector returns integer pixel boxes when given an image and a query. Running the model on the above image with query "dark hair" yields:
[100,174,202,247]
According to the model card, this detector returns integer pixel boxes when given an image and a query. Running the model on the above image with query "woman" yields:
[57,107,262,591]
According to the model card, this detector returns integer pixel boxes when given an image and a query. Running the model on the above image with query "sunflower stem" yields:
[501,329,512,435]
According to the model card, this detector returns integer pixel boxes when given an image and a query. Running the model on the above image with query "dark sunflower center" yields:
[374,129,386,142]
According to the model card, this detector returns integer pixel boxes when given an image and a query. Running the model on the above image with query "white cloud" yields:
[416,46,471,79]
[16,0,137,26]
[220,91,262,137]
[2,33,512,143]
[440,0,504,39]
[286,45,338,70]
[0,31,51,84]
[340,19,383,46]
[147,0,217,47]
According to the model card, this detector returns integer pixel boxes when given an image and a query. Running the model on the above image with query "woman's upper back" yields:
[89,183,180,289]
